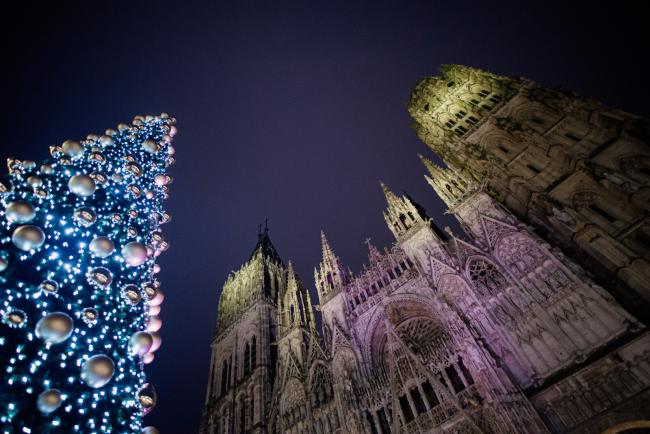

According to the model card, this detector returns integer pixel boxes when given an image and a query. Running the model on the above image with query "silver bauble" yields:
[137,383,157,414]
[5,200,35,223]
[39,279,59,294]
[12,225,45,251]
[153,174,167,187]
[142,282,157,301]
[36,312,74,344]
[117,123,129,131]
[27,176,43,188]
[89,151,105,163]
[122,242,147,266]
[149,331,162,352]
[130,331,153,356]
[89,237,115,258]
[142,140,159,153]
[62,139,84,157]
[99,135,114,146]
[147,315,162,332]
[88,267,112,288]
[40,164,54,174]
[3,309,27,328]
[0,179,12,193]
[90,172,108,185]
[37,389,62,413]
[0,255,8,272]
[68,174,96,197]
[81,355,115,388]
[121,284,142,305]
[81,307,98,325]
[126,163,142,176]
[142,427,160,434]
[73,206,97,226]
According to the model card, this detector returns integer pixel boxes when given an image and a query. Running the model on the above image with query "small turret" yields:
[381,181,434,240]
[419,154,472,209]
[314,231,351,303]
[279,261,316,336]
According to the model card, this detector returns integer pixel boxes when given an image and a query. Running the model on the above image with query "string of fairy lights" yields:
[0,114,176,433]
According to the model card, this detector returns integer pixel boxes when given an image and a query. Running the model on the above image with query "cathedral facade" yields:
[200,66,650,434]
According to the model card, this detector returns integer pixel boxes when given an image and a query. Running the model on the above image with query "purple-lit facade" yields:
[201,66,650,433]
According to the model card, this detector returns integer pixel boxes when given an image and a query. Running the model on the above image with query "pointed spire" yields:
[280,259,316,336]
[381,181,428,240]
[365,237,383,264]
[315,231,351,303]
[419,154,469,208]
[379,180,400,207]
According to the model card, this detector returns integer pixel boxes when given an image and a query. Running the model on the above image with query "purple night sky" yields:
[1,1,647,432]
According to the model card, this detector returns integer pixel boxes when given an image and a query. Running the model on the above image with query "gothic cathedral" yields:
[200,65,650,434]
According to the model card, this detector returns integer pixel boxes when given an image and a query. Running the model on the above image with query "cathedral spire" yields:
[314,230,351,303]
[280,260,316,336]
[419,154,470,209]
[380,181,428,240]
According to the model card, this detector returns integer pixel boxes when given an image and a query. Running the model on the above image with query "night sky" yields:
[1,1,647,432]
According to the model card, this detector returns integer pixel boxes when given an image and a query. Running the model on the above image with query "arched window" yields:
[244,342,251,376]
[290,305,295,324]
[221,360,228,395]
[239,396,247,434]
[467,258,507,297]
[251,336,257,369]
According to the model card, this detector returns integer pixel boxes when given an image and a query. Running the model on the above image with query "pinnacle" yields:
[379,180,399,204]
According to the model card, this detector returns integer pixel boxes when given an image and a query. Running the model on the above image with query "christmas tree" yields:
[0,114,176,433]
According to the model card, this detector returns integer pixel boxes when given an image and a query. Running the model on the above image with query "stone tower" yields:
[407,64,650,320]
[200,229,285,434]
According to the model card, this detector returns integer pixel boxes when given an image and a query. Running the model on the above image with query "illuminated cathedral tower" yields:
[407,65,650,320]
[201,228,286,434]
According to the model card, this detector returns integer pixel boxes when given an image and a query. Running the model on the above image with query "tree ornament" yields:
[149,331,162,353]
[81,307,98,325]
[3,309,27,328]
[122,242,147,266]
[12,225,45,251]
[27,175,43,188]
[5,200,35,223]
[142,427,160,434]
[98,134,114,146]
[121,284,142,305]
[142,140,159,153]
[39,279,59,294]
[142,282,157,301]
[73,206,97,226]
[146,315,162,332]
[137,383,157,414]
[89,236,115,258]
[90,171,108,186]
[36,312,74,344]
[0,255,8,272]
[61,140,84,157]
[130,331,153,356]
[37,389,62,414]
[87,267,113,288]
[68,174,96,196]
[81,355,115,388]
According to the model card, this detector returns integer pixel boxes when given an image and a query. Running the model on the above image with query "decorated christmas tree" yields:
[0,114,176,433]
